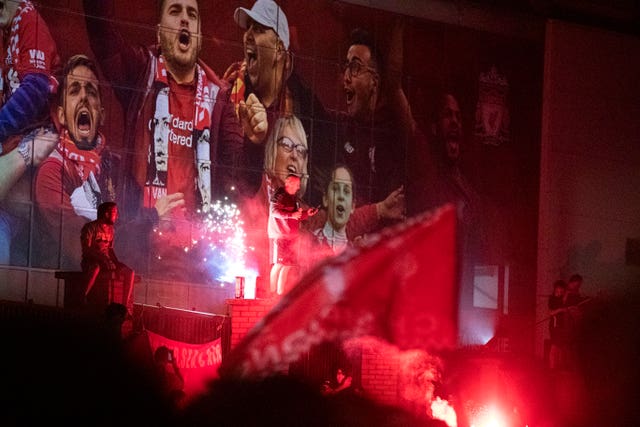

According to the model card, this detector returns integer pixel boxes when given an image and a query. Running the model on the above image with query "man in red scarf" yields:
[83,0,266,283]
[33,54,118,270]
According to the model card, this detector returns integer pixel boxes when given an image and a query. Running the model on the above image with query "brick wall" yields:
[225,301,427,411]
[226,298,277,349]
[361,341,400,406]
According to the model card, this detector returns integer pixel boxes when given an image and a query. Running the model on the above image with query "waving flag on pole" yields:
[219,204,459,378]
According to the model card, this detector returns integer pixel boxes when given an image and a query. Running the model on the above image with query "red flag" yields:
[219,204,458,378]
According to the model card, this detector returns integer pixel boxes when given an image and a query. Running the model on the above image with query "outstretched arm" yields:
[385,17,416,137]
[0,74,52,147]
[0,150,27,200]
[83,0,148,103]
[0,128,58,200]
[376,186,406,221]
[0,4,59,150]
[331,376,352,393]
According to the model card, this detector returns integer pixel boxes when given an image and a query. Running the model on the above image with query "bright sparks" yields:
[151,198,251,283]
[198,199,249,283]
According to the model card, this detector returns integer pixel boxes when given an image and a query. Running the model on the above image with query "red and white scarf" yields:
[56,128,104,181]
[145,54,216,213]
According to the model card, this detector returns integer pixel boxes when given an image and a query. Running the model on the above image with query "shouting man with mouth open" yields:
[225,0,292,197]
[33,54,119,270]
[83,0,264,282]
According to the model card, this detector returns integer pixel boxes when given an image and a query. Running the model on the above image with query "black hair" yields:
[553,279,567,289]
[58,54,101,106]
[97,201,117,219]
[429,89,461,125]
[569,274,583,283]
[335,364,352,377]
[428,89,464,165]
[349,27,380,73]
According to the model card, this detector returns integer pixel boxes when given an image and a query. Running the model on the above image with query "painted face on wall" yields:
[196,128,211,212]
[243,18,281,97]
[323,166,355,232]
[152,88,171,175]
[274,124,308,185]
[153,114,170,173]
[58,65,104,148]
[436,94,462,162]
[343,44,378,121]
[157,0,201,73]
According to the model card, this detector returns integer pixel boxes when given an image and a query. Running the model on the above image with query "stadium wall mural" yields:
[0,0,542,346]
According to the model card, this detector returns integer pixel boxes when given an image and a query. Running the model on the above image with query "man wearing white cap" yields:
[234,0,291,109]
[226,0,296,197]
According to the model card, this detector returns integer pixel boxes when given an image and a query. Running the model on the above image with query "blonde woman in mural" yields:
[269,173,318,295]
[236,114,311,296]
[264,115,317,295]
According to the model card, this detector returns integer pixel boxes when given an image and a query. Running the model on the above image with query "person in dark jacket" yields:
[81,202,135,312]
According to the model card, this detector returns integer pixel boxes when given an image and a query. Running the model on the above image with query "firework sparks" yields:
[151,198,256,284]
[198,199,253,283]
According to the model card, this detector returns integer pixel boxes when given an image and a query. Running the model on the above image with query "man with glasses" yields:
[292,25,411,246]
[330,26,410,210]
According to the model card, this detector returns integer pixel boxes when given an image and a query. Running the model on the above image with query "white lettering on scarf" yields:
[147,55,218,213]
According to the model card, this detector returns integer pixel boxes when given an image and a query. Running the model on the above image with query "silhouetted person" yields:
[564,273,588,307]
[574,290,640,427]
[153,345,185,411]
[81,201,135,313]
[2,309,174,426]
[548,279,568,369]
[179,373,447,427]
[322,366,356,397]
